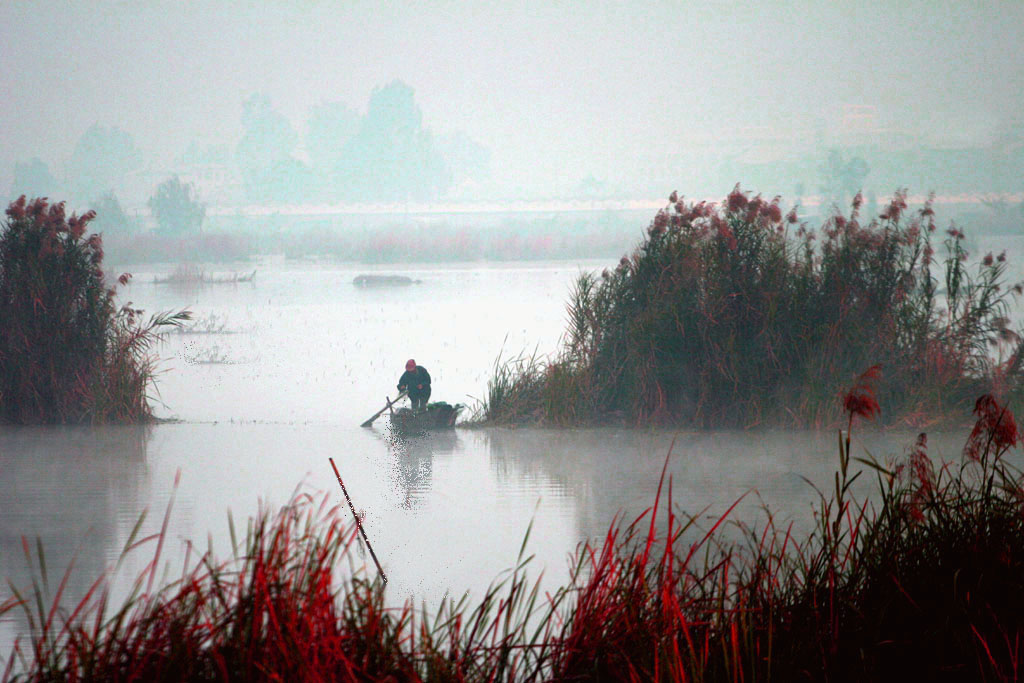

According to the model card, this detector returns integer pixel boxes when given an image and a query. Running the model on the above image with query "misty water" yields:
[2,235,1023,651]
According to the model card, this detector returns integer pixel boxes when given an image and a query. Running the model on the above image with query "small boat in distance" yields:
[353,274,421,287]
[388,402,463,435]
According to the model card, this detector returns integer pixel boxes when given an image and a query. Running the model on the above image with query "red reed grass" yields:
[3,385,1024,680]
[0,196,188,424]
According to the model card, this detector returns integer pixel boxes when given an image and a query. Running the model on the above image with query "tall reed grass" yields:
[0,197,189,423]
[482,187,1024,427]
[3,382,1022,680]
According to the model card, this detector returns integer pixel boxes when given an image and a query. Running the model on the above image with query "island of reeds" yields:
[0,197,188,424]
[480,187,1024,428]
[2,384,1022,680]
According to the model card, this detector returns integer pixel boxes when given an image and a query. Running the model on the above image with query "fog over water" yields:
[2,257,1017,654]
[2,0,1024,665]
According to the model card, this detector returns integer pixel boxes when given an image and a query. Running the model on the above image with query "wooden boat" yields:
[388,402,463,435]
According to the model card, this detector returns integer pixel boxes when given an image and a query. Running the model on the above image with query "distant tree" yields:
[10,158,61,202]
[148,176,205,235]
[306,100,360,194]
[178,139,227,165]
[438,131,491,187]
[68,124,143,205]
[576,174,608,199]
[337,81,451,201]
[793,182,806,203]
[819,149,870,210]
[236,94,309,201]
[91,192,140,235]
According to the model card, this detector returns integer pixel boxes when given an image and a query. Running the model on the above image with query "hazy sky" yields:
[3,0,1023,199]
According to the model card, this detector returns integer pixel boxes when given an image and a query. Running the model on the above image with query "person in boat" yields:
[397,359,431,411]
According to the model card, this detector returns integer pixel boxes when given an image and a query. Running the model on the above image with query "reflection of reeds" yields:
[483,188,1024,427]
[183,344,256,366]
[4,394,1024,679]
[174,312,235,335]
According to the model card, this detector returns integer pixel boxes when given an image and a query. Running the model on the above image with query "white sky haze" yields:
[2,0,1023,202]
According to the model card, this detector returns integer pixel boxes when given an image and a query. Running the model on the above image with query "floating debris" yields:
[353,274,420,287]
[155,265,256,285]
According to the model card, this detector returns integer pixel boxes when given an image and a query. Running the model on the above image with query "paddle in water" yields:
[360,391,407,427]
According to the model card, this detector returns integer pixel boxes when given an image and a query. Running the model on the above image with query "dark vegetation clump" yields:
[0,196,188,424]
[3,384,1024,680]
[483,186,1024,427]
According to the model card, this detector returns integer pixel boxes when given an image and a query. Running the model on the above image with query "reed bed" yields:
[3,383,1023,681]
[101,218,636,266]
[103,231,256,266]
[480,187,1024,427]
[0,196,188,424]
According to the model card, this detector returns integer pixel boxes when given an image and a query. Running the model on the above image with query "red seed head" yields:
[965,394,1020,461]
[68,215,86,240]
[650,210,669,236]
[6,195,27,219]
[28,197,48,218]
[726,184,748,213]
[842,365,882,421]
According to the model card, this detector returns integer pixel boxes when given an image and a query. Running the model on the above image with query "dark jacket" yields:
[398,366,431,394]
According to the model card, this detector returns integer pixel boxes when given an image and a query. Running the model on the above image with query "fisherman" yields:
[397,359,431,411]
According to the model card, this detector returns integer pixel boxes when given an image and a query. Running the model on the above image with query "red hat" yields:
[405,359,416,371]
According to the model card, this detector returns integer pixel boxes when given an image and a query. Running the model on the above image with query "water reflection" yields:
[1,259,1013,654]
[379,427,460,509]
[483,427,972,545]
[0,426,150,650]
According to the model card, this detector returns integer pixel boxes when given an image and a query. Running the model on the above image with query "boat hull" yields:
[388,402,462,435]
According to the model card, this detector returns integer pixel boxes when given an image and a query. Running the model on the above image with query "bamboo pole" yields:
[328,458,387,584]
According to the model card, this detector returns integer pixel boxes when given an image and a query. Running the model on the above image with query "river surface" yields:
[2,234,1022,653]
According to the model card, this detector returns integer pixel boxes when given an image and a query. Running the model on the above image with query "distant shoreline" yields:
[193,192,1024,218]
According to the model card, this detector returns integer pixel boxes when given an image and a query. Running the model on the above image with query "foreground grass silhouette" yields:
[3,384,1023,680]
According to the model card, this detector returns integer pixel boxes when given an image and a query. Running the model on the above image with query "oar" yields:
[360,391,407,427]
